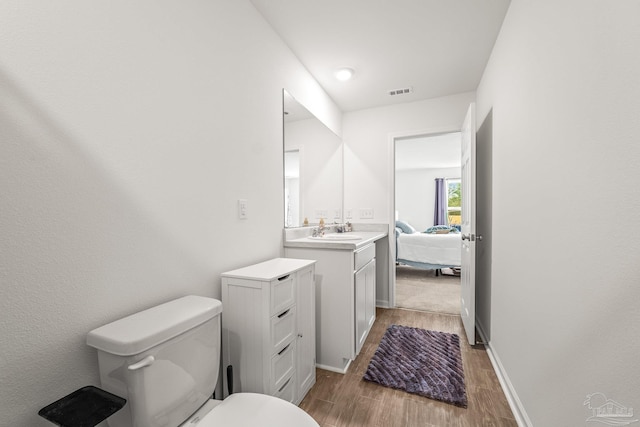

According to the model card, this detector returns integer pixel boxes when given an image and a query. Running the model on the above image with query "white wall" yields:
[396,167,460,232]
[476,1,640,425]
[343,92,475,225]
[0,1,340,425]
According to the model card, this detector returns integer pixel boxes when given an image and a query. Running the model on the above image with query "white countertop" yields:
[284,230,387,250]
[221,258,316,280]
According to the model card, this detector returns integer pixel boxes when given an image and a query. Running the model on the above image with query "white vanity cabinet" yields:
[285,240,378,373]
[221,258,316,405]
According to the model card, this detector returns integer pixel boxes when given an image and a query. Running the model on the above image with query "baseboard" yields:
[315,359,351,374]
[476,324,533,427]
[376,299,391,308]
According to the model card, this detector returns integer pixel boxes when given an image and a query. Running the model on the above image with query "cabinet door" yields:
[355,258,376,355]
[354,263,368,355]
[296,266,316,402]
[365,258,376,331]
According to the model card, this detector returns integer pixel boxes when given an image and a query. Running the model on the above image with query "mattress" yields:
[397,232,461,267]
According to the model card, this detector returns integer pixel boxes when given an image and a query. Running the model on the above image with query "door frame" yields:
[387,125,462,309]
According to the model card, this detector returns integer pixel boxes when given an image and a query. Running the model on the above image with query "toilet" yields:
[86,295,318,427]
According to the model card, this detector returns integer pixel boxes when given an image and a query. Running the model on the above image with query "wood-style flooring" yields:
[300,308,517,427]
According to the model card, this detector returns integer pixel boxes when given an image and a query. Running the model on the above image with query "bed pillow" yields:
[424,225,459,234]
[395,220,416,234]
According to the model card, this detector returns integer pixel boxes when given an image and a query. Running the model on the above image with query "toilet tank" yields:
[87,296,223,427]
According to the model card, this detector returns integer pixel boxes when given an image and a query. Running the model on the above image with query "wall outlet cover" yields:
[360,208,374,219]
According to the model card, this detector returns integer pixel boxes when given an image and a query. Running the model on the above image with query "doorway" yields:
[394,132,462,313]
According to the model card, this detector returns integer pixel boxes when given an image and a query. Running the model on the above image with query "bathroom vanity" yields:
[284,228,387,373]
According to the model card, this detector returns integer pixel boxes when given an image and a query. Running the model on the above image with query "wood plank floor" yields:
[300,308,517,427]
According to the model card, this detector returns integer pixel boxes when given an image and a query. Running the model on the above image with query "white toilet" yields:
[86,295,319,427]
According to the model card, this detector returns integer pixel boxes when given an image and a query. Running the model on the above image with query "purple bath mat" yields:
[363,325,467,408]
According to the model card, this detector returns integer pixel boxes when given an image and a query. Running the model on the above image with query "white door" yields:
[460,103,477,345]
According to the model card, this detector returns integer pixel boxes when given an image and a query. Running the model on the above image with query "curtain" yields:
[434,178,447,225]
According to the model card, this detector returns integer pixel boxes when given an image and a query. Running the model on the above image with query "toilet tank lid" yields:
[87,295,222,356]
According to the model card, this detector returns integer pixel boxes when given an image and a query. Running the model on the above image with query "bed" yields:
[395,221,461,271]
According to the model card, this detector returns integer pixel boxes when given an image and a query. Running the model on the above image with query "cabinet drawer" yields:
[271,274,295,316]
[270,306,296,353]
[271,341,296,393]
[273,372,296,403]
[354,244,375,271]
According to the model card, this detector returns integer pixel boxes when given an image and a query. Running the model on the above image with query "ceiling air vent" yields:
[388,87,413,96]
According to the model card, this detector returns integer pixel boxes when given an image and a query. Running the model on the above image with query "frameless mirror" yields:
[283,90,343,227]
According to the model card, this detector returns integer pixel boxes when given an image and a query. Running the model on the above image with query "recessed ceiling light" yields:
[334,67,354,81]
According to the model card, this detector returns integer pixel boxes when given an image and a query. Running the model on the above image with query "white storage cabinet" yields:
[221,258,316,405]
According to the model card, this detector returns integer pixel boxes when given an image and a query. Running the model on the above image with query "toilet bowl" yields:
[87,295,318,427]
[181,393,316,427]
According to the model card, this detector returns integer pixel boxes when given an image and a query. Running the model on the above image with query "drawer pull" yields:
[277,309,291,319]
[278,377,291,393]
[277,343,290,356]
[277,274,290,281]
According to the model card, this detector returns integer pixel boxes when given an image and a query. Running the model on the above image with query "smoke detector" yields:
[388,87,413,96]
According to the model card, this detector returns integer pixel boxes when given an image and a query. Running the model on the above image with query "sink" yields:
[308,234,362,241]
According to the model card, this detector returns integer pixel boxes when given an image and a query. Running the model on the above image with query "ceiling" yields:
[251,0,511,112]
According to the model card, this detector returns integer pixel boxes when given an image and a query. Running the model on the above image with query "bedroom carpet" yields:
[395,265,460,314]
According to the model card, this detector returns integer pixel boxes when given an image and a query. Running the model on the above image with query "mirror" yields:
[283,90,343,227]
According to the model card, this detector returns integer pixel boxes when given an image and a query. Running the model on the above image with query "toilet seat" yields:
[192,393,319,427]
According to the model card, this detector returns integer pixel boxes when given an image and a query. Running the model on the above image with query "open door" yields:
[460,103,477,345]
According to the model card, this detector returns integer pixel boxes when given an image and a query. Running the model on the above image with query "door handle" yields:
[461,234,477,241]
[477,234,483,241]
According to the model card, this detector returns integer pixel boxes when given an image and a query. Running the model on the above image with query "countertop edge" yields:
[283,231,387,250]
[221,258,316,281]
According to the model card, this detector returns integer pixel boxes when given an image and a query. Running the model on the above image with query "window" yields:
[447,179,461,225]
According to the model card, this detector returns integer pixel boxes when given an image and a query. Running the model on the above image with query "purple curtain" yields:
[434,178,447,225]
